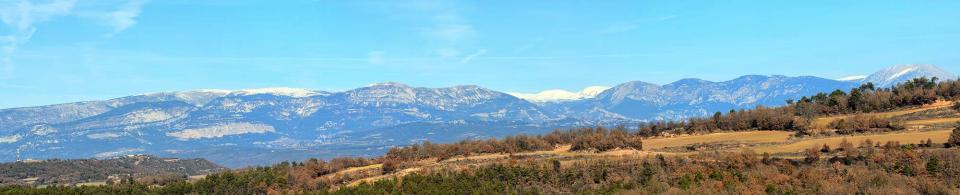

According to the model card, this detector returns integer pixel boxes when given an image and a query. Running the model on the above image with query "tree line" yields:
[6,143,959,194]
[639,77,960,137]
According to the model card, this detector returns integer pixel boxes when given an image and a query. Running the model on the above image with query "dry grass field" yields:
[812,100,954,129]
[752,129,951,154]
[332,101,960,188]
[905,117,960,126]
[642,131,794,150]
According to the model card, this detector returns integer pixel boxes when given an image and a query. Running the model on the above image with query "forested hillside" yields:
[0,155,225,187]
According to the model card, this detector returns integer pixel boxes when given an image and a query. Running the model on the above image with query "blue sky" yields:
[0,0,958,108]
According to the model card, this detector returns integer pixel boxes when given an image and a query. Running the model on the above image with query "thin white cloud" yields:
[424,23,474,43]
[367,51,385,64]
[0,0,77,78]
[73,0,149,36]
[459,49,486,64]
[363,1,482,65]
[436,48,461,58]
[515,37,545,53]
[374,0,476,59]
[0,0,148,78]
[102,0,148,34]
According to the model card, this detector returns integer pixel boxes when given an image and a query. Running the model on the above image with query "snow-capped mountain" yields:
[0,64,953,167]
[543,76,858,121]
[0,84,558,167]
[508,86,611,102]
[861,64,956,87]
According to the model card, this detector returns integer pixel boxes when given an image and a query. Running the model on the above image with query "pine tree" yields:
[950,123,960,146]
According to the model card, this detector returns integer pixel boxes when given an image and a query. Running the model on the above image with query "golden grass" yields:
[337,163,383,174]
[334,128,948,188]
[187,175,207,181]
[334,103,960,189]
[642,131,794,150]
[812,100,955,129]
[75,182,107,186]
[905,117,960,126]
[346,167,422,187]
[752,129,951,154]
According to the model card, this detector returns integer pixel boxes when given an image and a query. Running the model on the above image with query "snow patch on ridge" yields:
[87,132,123,140]
[230,87,323,97]
[509,86,611,102]
[122,110,174,124]
[0,135,21,144]
[863,64,957,87]
[889,66,918,81]
[94,148,145,158]
[167,123,275,140]
[837,75,867,81]
[30,125,57,136]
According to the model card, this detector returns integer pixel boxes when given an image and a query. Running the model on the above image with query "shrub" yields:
[950,123,960,146]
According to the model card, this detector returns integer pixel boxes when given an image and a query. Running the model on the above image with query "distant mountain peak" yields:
[862,64,956,87]
[668,78,712,86]
[733,75,773,81]
[508,86,611,102]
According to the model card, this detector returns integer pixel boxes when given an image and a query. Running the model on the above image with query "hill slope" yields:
[0,155,225,186]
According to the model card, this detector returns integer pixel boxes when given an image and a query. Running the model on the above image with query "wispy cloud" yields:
[371,0,477,60]
[0,0,148,78]
[0,0,77,78]
[100,0,149,35]
[597,15,678,34]
[436,48,461,58]
[515,37,545,53]
[459,49,486,64]
[367,51,385,64]
[424,23,474,43]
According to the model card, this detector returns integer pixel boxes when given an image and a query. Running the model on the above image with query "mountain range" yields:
[0,64,955,167]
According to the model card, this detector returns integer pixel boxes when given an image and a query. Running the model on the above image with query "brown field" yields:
[752,129,951,154]
[335,102,960,188]
[905,117,960,126]
[187,175,207,181]
[337,163,382,174]
[812,100,954,129]
[642,131,794,150]
[338,126,951,188]
[347,167,423,187]
[339,126,953,187]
